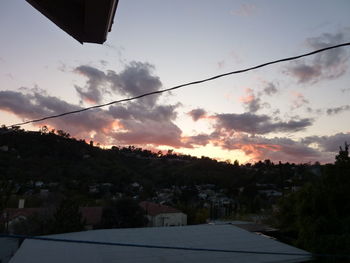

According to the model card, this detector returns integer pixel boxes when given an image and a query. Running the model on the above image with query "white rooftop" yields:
[9,224,311,263]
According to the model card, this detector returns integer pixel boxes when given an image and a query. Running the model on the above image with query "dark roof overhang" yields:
[25,0,119,44]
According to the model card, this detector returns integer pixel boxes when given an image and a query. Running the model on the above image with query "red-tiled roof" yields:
[1,207,103,226]
[139,201,181,216]
[80,207,103,226]
[1,208,45,222]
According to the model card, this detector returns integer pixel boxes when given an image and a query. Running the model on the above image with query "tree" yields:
[335,142,349,166]
[101,198,148,229]
[11,211,53,235]
[275,144,350,254]
[51,199,85,234]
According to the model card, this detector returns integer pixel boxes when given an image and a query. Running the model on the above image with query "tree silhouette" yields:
[276,143,350,254]
[51,199,85,234]
[335,142,349,166]
[101,198,148,229]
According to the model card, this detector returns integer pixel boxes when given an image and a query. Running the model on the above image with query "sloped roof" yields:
[139,201,181,216]
[25,0,119,44]
[9,224,311,263]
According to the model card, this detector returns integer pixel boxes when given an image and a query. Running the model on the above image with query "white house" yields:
[139,201,187,227]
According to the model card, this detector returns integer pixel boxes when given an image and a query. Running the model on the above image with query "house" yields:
[80,207,103,230]
[139,201,187,227]
[8,224,311,263]
[1,208,46,233]
[1,207,103,232]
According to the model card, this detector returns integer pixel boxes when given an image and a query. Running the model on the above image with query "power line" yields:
[9,42,350,127]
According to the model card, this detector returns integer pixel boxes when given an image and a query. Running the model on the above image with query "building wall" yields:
[149,213,187,227]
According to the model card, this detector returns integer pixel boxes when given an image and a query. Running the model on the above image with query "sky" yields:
[1,0,350,164]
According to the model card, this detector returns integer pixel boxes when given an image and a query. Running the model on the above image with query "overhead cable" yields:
[9,42,350,127]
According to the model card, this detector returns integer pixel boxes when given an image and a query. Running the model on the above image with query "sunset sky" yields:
[1,0,350,164]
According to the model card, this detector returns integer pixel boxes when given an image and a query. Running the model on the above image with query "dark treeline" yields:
[0,126,318,193]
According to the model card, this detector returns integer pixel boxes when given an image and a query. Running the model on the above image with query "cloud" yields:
[239,89,262,113]
[303,133,350,152]
[100,60,108,66]
[74,62,162,106]
[287,31,350,83]
[231,4,257,17]
[188,108,207,121]
[108,102,185,148]
[288,64,322,83]
[0,88,187,148]
[0,61,184,149]
[107,62,162,107]
[109,103,178,122]
[263,83,278,96]
[183,134,211,147]
[0,90,114,140]
[112,119,185,148]
[74,65,107,104]
[326,105,350,115]
[217,60,225,69]
[219,135,324,163]
[291,92,309,109]
[214,113,313,135]
[1,88,344,163]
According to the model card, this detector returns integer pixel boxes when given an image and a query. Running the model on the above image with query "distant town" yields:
[1,126,349,261]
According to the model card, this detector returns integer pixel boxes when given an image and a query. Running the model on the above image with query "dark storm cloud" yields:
[287,31,349,84]
[214,113,313,135]
[188,108,207,121]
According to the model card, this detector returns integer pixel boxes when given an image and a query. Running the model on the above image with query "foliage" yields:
[11,211,53,236]
[276,143,350,254]
[50,199,85,234]
[101,198,148,228]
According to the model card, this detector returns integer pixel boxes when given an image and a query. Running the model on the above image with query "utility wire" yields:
[1,233,346,259]
[9,42,350,127]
